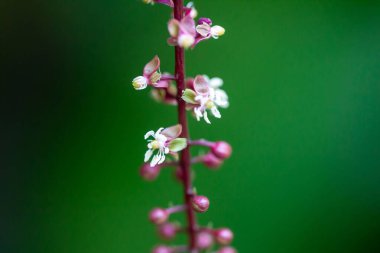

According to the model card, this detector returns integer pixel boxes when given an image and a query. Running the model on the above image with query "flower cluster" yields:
[132,1,236,252]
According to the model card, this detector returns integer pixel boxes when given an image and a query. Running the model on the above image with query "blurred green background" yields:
[2,0,380,252]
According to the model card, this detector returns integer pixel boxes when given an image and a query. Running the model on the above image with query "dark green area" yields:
[2,0,380,252]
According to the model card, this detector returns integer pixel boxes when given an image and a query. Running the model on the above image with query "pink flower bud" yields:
[158,223,178,240]
[198,17,212,25]
[203,153,223,169]
[152,245,173,253]
[149,208,169,224]
[191,195,210,213]
[211,141,232,159]
[217,246,237,253]
[196,231,214,249]
[140,163,161,181]
[214,228,234,245]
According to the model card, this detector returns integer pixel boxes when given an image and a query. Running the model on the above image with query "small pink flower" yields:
[193,17,225,47]
[132,56,167,90]
[167,16,196,49]
[143,0,173,7]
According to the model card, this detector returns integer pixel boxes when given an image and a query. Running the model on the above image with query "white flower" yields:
[143,125,187,167]
[182,75,229,124]
[132,76,148,90]
[144,128,169,167]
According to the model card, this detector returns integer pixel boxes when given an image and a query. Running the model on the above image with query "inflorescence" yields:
[132,1,235,252]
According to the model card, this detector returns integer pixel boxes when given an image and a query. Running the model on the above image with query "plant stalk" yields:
[173,0,197,252]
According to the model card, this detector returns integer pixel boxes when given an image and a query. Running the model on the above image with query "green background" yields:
[2,0,380,252]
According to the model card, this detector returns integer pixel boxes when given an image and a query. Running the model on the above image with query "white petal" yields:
[158,153,166,164]
[147,143,153,149]
[144,149,153,162]
[214,89,229,108]
[164,147,170,154]
[209,77,223,88]
[211,107,221,118]
[204,111,211,124]
[150,154,160,167]
[154,127,164,137]
[144,130,154,139]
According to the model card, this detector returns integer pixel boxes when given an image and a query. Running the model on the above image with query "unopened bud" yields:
[196,231,214,249]
[191,195,210,213]
[203,153,223,169]
[158,223,178,240]
[149,208,169,225]
[214,228,234,245]
[140,163,161,181]
[211,141,232,159]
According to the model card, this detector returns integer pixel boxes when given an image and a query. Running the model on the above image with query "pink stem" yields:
[173,0,198,252]
[189,139,215,147]
[166,205,187,214]
[191,155,205,164]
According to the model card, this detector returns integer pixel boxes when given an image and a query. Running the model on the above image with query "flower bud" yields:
[149,208,169,224]
[158,223,178,240]
[152,245,173,253]
[140,163,161,181]
[203,153,223,169]
[132,76,148,90]
[191,195,210,213]
[178,34,195,49]
[198,17,212,25]
[211,141,232,159]
[196,231,214,249]
[217,246,237,253]
[214,228,234,245]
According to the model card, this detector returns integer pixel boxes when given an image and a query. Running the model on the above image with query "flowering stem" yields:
[174,0,198,252]
[189,139,214,147]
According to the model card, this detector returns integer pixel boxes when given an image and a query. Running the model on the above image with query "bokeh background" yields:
[2,0,380,252]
